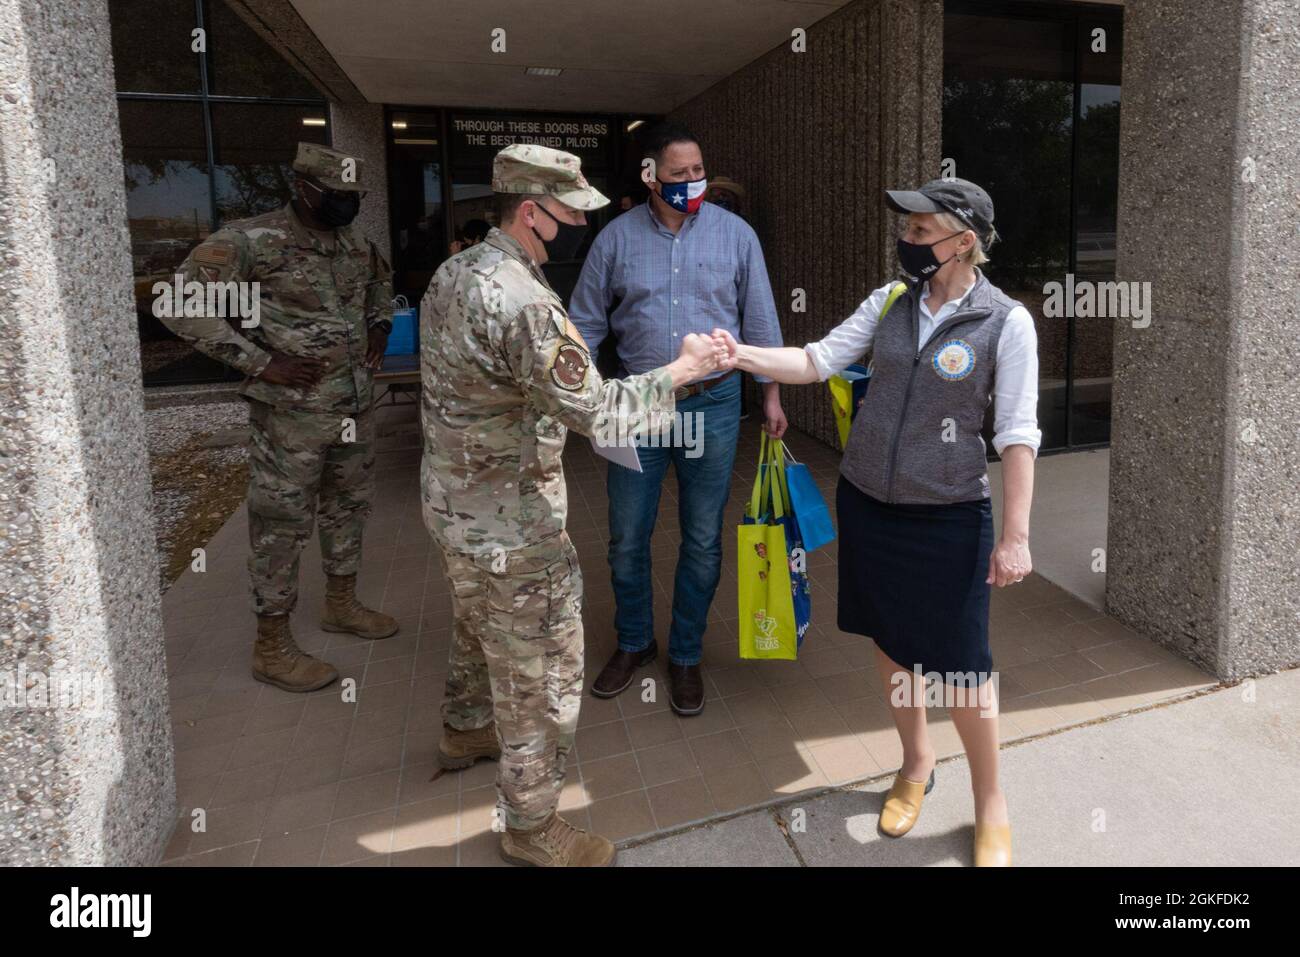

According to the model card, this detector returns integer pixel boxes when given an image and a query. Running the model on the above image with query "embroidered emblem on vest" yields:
[933,339,976,381]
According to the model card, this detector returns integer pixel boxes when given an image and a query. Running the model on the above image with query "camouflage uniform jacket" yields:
[420,227,676,558]
[162,202,392,414]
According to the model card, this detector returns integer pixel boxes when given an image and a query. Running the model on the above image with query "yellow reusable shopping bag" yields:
[827,281,908,449]
[737,434,798,660]
[827,374,855,449]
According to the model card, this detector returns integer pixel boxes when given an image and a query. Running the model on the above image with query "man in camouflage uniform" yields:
[162,142,398,693]
[421,144,725,866]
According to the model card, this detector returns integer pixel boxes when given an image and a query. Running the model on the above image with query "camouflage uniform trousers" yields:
[439,531,584,831]
[246,399,376,616]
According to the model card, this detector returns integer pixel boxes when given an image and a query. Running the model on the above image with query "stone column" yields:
[330,102,392,263]
[0,0,174,863]
[1107,0,1300,679]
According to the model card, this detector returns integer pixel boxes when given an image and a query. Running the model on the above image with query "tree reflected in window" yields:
[212,104,328,223]
[944,6,1122,451]
[109,0,329,386]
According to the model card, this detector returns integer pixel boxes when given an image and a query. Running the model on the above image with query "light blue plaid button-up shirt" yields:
[569,200,783,383]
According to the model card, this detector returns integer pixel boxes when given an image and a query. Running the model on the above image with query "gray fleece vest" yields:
[841,274,1020,505]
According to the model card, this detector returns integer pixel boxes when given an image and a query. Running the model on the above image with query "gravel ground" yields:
[145,400,250,593]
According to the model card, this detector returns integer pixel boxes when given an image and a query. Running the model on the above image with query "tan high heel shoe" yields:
[973,822,1012,866]
[878,768,935,837]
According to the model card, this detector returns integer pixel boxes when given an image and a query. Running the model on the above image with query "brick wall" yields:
[672,0,943,447]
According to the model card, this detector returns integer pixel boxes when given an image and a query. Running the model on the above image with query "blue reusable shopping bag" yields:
[843,362,872,420]
[781,444,835,553]
[385,295,418,355]
[780,507,812,649]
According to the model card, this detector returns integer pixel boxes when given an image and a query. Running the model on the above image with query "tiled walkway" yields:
[159,400,1214,866]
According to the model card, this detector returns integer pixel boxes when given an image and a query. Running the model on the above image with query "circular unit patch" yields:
[550,343,589,390]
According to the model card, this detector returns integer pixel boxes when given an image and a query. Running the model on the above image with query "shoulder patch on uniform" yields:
[245,226,287,241]
[550,341,589,391]
[192,245,234,266]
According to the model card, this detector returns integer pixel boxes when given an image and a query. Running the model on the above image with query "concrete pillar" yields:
[331,103,392,263]
[672,0,943,447]
[1107,0,1300,679]
[0,0,174,863]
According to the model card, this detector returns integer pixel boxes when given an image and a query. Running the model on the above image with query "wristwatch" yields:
[373,318,393,334]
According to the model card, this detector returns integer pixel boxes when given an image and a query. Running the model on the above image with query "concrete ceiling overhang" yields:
[285,0,852,113]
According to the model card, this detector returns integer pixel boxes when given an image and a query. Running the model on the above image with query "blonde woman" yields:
[714,179,1039,866]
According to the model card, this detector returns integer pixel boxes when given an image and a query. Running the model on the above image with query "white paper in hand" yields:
[590,434,642,472]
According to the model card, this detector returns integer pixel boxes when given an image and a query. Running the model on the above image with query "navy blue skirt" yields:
[836,475,994,682]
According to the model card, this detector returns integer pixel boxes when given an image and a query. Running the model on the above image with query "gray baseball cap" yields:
[886,178,995,243]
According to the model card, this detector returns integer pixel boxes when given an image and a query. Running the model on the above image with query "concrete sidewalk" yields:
[162,417,1221,866]
[619,668,1300,867]
[988,448,1110,611]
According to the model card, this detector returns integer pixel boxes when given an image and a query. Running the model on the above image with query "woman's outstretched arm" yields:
[713,283,893,385]
[712,328,821,384]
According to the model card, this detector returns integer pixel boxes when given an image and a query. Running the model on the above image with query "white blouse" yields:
[803,270,1042,456]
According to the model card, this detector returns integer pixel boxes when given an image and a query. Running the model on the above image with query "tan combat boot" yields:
[437,724,502,770]
[251,614,339,693]
[499,812,617,867]
[321,573,398,639]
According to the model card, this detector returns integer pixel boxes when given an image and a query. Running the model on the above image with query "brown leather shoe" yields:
[973,822,1012,866]
[668,663,705,715]
[590,643,657,698]
[878,768,935,837]
[499,812,617,867]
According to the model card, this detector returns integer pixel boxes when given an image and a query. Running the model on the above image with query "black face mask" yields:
[896,231,964,281]
[303,180,361,228]
[531,202,588,261]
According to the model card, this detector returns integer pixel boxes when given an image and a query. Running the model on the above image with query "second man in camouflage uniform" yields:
[421,144,726,866]
[162,142,399,693]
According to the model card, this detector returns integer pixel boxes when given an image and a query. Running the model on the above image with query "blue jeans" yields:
[607,372,742,666]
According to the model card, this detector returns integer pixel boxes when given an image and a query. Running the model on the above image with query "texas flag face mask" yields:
[658,176,708,213]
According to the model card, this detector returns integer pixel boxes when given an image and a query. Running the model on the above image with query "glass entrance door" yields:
[943,0,1123,452]
[386,110,447,307]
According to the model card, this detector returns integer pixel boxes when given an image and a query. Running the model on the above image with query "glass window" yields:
[210,103,329,224]
[440,111,616,307]
[944,4,1122,452]
[206,0,322,99]
[450,182,495,244]
[120,100,224,384]
[109,0,202,94]
[945,13,1074,451]
[110,0,329,386]
[1070,21,1123,446]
